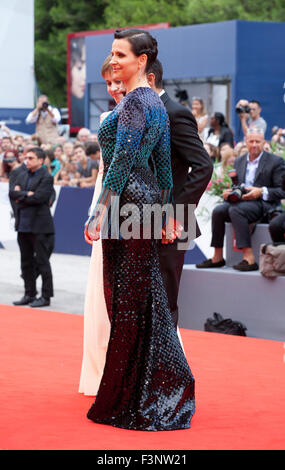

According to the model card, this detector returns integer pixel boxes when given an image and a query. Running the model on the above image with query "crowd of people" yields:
[1,94,284,193]
[0,109,100,189]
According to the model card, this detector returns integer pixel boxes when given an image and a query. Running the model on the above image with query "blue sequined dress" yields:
[87,87,195,431]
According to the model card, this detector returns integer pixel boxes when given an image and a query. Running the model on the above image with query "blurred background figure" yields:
[25,95,61,145]
[191,96,208,142]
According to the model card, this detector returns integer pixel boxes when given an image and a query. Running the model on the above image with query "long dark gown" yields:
[87,87,195,431]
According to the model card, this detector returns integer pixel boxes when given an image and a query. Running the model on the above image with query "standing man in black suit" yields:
[196,128,285,271]
[9,147,55,308]
[147,59,213,329]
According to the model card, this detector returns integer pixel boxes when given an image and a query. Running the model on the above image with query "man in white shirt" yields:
[26,95,61,144]
[196,128,285,271]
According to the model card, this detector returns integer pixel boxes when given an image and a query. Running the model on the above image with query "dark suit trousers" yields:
[211,200,264,249]
[158,241,186,329]
[17,232,54,299]
[269,212,285,243]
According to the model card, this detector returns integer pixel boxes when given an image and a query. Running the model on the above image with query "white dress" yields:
[79,113,110,396]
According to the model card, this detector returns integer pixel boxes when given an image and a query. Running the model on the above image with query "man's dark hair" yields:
[147,59,163,89]
[28,147,46,160]
[86,142,100,156]
[250,100,261,108]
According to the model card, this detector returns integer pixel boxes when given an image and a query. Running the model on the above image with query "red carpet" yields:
[0,304,284,450]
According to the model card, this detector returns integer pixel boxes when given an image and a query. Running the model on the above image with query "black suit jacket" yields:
[160,92,213,232]
[234,151,285,211]
[9,166,55,234]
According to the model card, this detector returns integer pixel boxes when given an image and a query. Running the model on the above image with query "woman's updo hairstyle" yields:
[114,28,158,73]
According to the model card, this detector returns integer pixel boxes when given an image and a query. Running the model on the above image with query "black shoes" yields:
[13,295,50,307]
[13,295,36,306]
[196,258,226,269]
[233,260,259,271]
[29,297,50,308]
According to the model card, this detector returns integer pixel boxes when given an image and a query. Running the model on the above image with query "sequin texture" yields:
[87,87,195,431]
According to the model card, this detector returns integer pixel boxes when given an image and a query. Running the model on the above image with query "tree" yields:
[34,0,285,107]
[35,0,106,107]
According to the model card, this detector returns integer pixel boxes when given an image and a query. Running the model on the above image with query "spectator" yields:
[71,143,98,187]
[205,112,234,149]
[54,168,71,186]
[191,97,208,141]
[65,158,81,182]
[196,129,285,271]
[215,146,236,179]
[45,149,61,178]
[88,133,99,143]
[272,127,285,146]
[236,99,267,137]
[1,136,14,159]
[63,141,74,161]
[77,127,91,143]
[234,141,248,157]
[53,144,65,165]
[1,149,27,217]
[25,95,61,144]
[204,142,220,163]
[86,142,100,162]
[0,149,20,182]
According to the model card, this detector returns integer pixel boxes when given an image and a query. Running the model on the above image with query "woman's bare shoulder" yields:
[100,111,111,123]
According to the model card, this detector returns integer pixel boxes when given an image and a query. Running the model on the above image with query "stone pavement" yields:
[0,248,90,315]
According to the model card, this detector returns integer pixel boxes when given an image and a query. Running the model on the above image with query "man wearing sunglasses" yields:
[9,147,55,308]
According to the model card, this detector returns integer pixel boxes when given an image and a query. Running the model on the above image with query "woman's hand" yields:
[162,216,183,244]
[84,214,101,243]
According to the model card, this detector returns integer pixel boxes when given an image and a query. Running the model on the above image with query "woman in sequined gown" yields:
[86,29,195,431]
[79,58,126,396]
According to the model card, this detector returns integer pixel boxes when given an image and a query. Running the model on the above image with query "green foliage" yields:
[34,0,285,108]
[206,165,233,202]
[35,0,107,107]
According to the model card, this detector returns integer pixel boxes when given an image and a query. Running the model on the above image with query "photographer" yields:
[196,129,285,271]
[236,99,267,137]
[25,95,61,145]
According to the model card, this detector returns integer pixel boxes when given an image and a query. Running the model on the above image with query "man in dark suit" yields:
[147,60,213,328]
[9,147,55,307]
[197,128,285,271]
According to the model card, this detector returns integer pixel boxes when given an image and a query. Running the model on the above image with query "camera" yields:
[228,183,248,203]
[282,175,285,191]
[227,168,248,203]
[236,105,250,114]
[41,101,49,111]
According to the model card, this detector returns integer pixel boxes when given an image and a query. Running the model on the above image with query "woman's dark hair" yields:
[214,112,228,128]
[114,28,158,73]
[71,37,85,66]
[2,148,19,175]
[29,147,46,160]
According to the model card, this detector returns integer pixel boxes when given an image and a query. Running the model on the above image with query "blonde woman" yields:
[79,56,126,396]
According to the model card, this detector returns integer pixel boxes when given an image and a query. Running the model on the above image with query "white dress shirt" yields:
[25,106,61,125]
[245,151,268,200]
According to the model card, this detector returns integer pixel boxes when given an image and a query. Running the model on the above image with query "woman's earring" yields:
[138,67,142,83]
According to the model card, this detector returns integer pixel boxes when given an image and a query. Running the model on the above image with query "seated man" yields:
[197,129,285,271]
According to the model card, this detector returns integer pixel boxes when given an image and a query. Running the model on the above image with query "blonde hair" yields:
[221,147,235,171]
[101,54,112,78]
